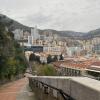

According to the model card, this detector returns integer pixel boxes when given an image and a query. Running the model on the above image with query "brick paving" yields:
[0,78,28,100]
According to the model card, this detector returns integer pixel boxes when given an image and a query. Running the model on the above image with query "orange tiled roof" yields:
[53,59,96,69]
[91,61,100,66]
[86,61,100,72]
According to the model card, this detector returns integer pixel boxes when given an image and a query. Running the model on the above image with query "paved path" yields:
[0,78,33,100]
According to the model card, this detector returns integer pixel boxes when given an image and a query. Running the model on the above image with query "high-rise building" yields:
[27,26,40,46]
[28,36,32,45]
[31,26,40,40]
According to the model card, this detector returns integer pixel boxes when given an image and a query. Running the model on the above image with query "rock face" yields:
[0,14,100,40]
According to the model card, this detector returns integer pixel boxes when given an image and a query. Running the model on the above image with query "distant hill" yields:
[40,29,86,39]
[58,31,86,40]
[0,14,100,40]
[0,14,30,32]
[88,28,100,37]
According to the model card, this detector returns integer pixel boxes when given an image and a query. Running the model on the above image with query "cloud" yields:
[0,0,100,32]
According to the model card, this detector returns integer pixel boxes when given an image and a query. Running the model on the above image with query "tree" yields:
[29,53,40,63]
[6,57,17,79]
[53,55,58,62]
[47,55,52,63]
[0,55,7,79]
[59,54,64,60]
[35,56,40,63]
[0,22,27,81]
[29,53,36,61]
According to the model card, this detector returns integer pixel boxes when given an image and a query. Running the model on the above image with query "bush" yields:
[37,64,57,76]
[59,54,64,60]
[53,55,58,62]
[47,55,52,63]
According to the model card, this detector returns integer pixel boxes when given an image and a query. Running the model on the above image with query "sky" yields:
[0,0,100,32]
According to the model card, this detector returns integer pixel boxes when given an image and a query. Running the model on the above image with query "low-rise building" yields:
[66,46,82,57]
[53,59,100,80]
[53,60,87,76]
[86,61,100,79]
[23,31,30,39]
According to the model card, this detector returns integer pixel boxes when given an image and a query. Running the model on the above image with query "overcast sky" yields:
[0,0,100,32]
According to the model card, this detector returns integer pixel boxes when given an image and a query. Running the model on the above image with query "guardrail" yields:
[29,76,100,100]
[29,77,75,100]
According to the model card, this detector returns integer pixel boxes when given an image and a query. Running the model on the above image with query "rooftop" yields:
[53,59,100,71]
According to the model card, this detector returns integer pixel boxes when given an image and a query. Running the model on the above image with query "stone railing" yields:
[29,76,100,100]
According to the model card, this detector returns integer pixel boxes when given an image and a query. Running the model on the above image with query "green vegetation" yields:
[38,64,57,76]
[29,53,57,76]
[59,54,64,60]
[31,62,57,76]
[0,22,27,81]
[47,55,53,63]
[47,54,64,63]
[29,53,40,63]
[47,55,58,63]
[53,55,58,62]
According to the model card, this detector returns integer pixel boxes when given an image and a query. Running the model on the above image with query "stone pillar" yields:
[44,86,49,94]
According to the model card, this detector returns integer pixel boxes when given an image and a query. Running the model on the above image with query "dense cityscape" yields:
[12,25,100,80]
[0,0,100,100]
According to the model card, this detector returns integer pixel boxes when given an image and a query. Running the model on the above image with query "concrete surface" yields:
[29,76,100,100]
[16,84,36,100]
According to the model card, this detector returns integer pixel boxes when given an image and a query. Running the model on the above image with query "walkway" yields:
[0,78,35,100]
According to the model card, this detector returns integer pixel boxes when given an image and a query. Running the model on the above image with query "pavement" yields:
[16,80,36,100]
[0,77,35,100]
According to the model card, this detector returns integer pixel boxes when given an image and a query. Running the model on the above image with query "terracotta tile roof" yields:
[53,60,90,69]
[53,59,100,72]
[62,63,88,69]
[53,61,67,68]
[86,61,100,72]
[91,61,100,66]
[53,59,98,69]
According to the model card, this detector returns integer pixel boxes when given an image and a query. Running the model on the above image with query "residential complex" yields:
[13,27,100,79]
[53,58,100,80]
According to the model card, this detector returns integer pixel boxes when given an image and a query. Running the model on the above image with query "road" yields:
[0,77,35,100]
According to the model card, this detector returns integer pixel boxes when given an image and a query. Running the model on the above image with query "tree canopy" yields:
[0,22,27,81]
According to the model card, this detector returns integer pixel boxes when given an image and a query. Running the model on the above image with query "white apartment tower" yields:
[31,26,40,40]
[28,26,40,45]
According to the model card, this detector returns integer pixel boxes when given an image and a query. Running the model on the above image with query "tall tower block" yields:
[31,25,40,40]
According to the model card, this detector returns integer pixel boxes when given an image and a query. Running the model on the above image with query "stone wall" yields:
[29,76,100,100]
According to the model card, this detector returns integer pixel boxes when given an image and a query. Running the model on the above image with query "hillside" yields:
[0,14,86,39]
[0,14,30,31]
[0,14,100,39]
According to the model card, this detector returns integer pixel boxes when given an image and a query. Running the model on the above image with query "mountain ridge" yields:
[0,14,100,39]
